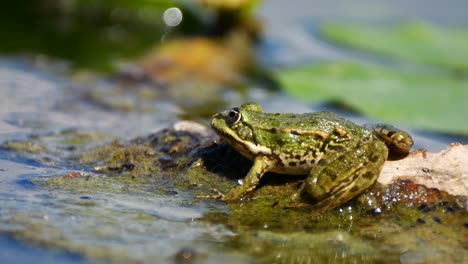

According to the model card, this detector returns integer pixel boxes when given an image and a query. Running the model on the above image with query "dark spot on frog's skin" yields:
[327,144,344,152]
[290,129,299,135]
[350,186,359,193]
[362,171,374,180]
[300,160,307,165]
[464,222,468,228]
[272,156,285,168]
[433,216,442,224]
[386,131,395,138]
[289,161,297,167]
[269,127,278,133]
[295,154,301,159]
[311,150,317,159]
[416,218,426,224]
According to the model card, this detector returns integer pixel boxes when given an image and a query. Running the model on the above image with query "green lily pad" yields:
[320,22,468,73]
[277,62,468,135]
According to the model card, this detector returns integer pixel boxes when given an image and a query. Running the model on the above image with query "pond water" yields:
[0,1,467,263]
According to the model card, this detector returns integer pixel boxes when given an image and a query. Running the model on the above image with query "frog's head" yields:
[210,102,264,158]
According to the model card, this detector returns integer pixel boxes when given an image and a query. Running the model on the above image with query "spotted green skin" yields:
[210,102,414,214]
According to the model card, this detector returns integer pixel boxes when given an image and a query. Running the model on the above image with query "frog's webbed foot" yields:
[196,188,249,201]
[196,188,226,200]
[365,124,414,159]
[198,156,269,202]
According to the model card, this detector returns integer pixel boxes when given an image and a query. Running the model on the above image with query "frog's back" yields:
[249,111,363,135]
[243,111,349,174]
[247,111,364,167]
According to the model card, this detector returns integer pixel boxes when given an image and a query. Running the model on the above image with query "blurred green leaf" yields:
[278,62,468,135]
[321,22,468,73]
[0,0,176,71]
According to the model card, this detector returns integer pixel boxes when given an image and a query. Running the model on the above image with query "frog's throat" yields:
[215,128,272,157]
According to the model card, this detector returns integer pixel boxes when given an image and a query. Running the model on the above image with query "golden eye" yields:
[226,107,241,125]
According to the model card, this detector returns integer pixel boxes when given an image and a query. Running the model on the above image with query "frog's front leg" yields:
[198,156,270,201]
[221,156,270,201]
[300,140,388,216]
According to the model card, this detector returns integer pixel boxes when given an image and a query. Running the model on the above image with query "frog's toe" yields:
[282,202,312,209]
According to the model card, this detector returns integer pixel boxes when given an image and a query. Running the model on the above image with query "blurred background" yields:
[0,1,467,263]
[1,0,467,147]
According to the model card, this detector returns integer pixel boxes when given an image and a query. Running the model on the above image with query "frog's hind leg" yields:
[301,140,388,217]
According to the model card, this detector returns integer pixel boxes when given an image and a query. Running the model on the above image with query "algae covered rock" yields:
[1,120,467,263]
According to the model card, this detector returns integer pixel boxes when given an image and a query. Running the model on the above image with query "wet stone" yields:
[173,247,197,264]
[165,189,178,196]
[121,162,135,171]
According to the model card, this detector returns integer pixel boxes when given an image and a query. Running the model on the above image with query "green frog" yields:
[205,102,413,214]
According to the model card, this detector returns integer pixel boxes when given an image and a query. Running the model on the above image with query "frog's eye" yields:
[226,107,241,125]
